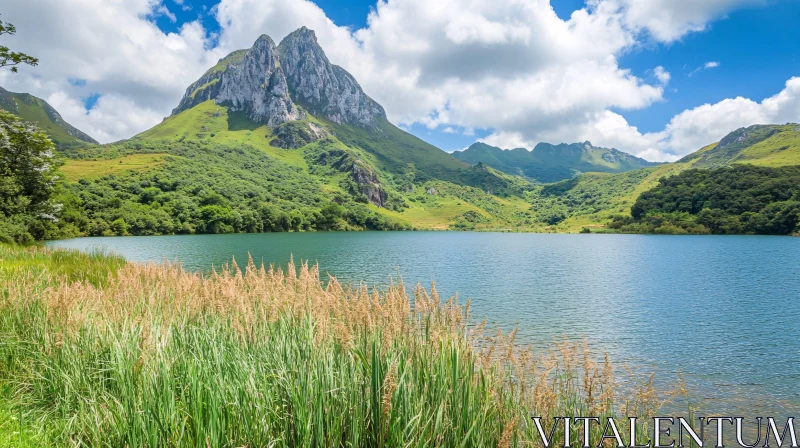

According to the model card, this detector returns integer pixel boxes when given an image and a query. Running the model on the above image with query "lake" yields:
[48,232,800,418]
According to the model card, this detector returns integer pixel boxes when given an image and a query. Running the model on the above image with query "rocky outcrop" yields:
[278,27,386,129]
[270,121,328,149]
[351,162,387,207]
[172,50,246,116]
[171,27,386,130]
[216,35,302,127]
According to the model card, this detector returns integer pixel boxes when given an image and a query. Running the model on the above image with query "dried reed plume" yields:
[0,246,676,447]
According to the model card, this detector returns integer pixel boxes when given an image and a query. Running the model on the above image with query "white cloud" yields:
[660,77,800,154]
[155,5,178,23]
[653,66,671,85]
[523,77,800,162]
[689,60,721,77]
[0,0,776,163]
[613,0,761,42]
[0,0,224,142]
[479,132,531,150]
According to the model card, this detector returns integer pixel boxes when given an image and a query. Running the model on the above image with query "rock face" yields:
[172,50,246,115]
[270,121,328,149]
[216,35,302,127]
[351,162,387,207]
[171,27,386,129]
[278,27,386,128]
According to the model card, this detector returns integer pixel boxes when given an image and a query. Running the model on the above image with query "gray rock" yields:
[270,121,328,149]
[172,50,250,116]
[351,161,387,207]
[172,27,386,131]
[278,27,386,129]
[216,35,302,127]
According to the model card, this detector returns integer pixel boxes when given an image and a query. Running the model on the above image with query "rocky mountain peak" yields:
[172,27,386,130]
[278,28,385,128]
[215,34,302,127]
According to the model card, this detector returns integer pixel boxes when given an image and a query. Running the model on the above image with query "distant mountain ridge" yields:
[0,86,97,145]
[453,141,659,183]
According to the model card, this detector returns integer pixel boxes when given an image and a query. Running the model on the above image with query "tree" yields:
[0,110,58,217]
[0,15,38,73]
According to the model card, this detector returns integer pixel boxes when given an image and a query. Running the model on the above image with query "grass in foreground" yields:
[0,245,673,447]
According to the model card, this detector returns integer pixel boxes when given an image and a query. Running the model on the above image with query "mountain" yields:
[679,124,800,168]
[0,86,97,145]
[165,28,509,191]
[40,27,533,238]
[15,27,800,238]
[452,141,659,183]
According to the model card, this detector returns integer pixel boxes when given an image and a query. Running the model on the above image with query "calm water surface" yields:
[48,232,800,416]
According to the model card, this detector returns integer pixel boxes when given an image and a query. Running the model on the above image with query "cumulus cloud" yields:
[540,77,800,162]
[612,0,761,42]
[0,0,224,142]
[0,0,779,162]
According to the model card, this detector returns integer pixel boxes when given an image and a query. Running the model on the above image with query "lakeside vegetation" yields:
[609,165,800,235]
[0,244,675,447]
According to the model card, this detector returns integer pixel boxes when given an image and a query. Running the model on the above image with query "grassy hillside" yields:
[7,76,800,238]
[0,86,97,145]
[60,154,171,181]
[50,109,800,236]
[328,119,523,194]
[453,141,659,183]
[680,124,800,168]
[40,101,544,235]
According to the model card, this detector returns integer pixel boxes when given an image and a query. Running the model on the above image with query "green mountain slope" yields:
[453,141,659,183]
[525,124,800,232]
[48,99,536,235]
[679,124,800,168]
[0,86,97,145]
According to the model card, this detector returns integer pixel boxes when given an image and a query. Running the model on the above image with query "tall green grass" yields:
[0,245,671,447]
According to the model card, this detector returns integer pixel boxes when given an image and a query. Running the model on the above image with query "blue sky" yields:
[146,0,799,153]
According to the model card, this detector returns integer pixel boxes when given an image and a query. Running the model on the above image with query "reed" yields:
[0,245,674,447]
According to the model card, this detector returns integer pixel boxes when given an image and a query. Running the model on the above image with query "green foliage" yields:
[680,124,800,168]
[611,165,800,235]
[0,110,63,243]
[527,169,655,224]
[329,118,521,194]
[54,138,409,236]
[0,16,38,73]
[0,244,126,285]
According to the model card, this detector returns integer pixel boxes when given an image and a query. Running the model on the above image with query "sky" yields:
[1,0,799,161]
